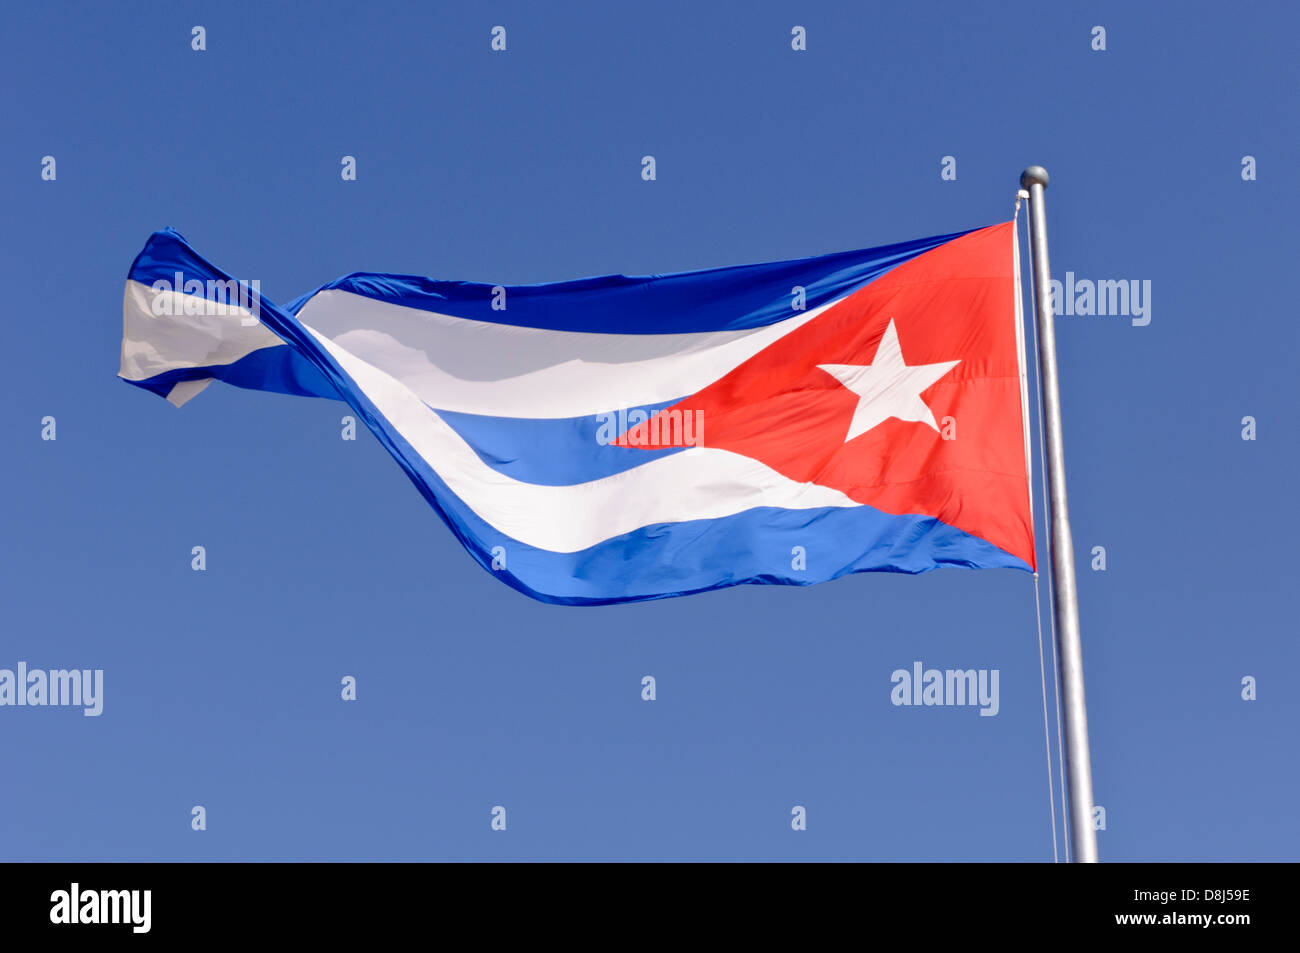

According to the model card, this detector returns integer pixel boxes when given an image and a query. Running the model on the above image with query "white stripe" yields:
[295,288,833,418]
[305,326,859,553]
[166,378,214,407]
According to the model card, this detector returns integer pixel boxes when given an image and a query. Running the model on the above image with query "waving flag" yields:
[120,223,1034,604]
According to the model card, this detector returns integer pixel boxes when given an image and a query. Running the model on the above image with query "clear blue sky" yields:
[1,0,1295,860]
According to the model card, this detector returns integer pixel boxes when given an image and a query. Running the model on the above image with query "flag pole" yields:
[1021,165,1099,863]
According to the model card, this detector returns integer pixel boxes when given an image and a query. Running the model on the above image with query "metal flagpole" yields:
[1020,165,1099,863]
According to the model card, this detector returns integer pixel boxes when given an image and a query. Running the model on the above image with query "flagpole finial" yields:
[1021,165,1050,189]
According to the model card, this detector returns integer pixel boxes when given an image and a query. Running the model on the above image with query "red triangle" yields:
[617,223,1034,568]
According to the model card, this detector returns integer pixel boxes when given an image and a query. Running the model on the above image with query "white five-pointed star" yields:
[817,319,960,443]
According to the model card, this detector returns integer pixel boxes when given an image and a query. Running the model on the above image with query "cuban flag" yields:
[120,222,1035,605]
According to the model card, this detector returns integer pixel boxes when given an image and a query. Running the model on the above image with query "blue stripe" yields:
[123,343,339,402]
[131,226,975,335]
[125,350,681,487]
[433,401,685,486]
[121,227,1028,605]
[473,504,1032,606]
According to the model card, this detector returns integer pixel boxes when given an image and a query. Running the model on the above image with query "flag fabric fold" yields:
[120,223,1034,605]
